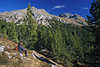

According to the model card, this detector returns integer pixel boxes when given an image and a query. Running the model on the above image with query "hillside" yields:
[0,38,62,67]
[0,5,95,67]
[0,6,88,26]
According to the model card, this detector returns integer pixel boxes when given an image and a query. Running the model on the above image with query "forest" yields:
[0,0,100,67]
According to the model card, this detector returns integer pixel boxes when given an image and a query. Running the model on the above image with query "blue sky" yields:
[0,0,92,18]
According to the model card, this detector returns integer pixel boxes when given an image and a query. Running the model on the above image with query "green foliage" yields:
[0,19,94,67]
[16,4,38,49]
[0,3,96,67]
[7,22,18,42]
[87,0,100,67]
[0,20,18,42]
[35,20,94,67]
[0,20,8,38]
[25,4,38,49]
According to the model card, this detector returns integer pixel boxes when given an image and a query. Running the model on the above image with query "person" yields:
[24,49,28,56]
[18,41,28,57]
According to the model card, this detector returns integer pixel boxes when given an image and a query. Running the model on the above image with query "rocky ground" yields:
[0,38,62,67]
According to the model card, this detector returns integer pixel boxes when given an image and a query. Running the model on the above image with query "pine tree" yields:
[26,3,38,49]
[16,23,27,43]
[87,0,100,67]
[0,20,8,38]
[7,22,18,42]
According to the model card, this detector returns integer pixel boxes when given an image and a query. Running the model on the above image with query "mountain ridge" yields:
[0,6,88,26]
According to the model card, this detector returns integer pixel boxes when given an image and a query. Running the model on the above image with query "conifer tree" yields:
[16,23,27,43]
[87,0,100,66]
[7,22,18,42]
[0,20,8,38]
[26,3,38,49]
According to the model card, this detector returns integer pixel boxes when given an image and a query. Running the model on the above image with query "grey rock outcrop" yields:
[0,6,88,26]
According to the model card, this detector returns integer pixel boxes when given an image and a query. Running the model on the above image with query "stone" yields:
[0,46,5,52]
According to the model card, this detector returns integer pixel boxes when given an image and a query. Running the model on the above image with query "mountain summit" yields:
[0,6,87,26]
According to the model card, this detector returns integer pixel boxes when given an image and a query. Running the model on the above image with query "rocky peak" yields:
[0,6,88,26]
[59,13,73,18]
[59,13,88,26]
[59,13,83,19]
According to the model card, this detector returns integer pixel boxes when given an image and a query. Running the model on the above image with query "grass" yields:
[0,55,9,65]
[0,54,22,67]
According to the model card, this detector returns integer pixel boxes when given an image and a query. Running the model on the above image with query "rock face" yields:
[59,13,73,18]
[0,6,88,26]
[59,13,88,26]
